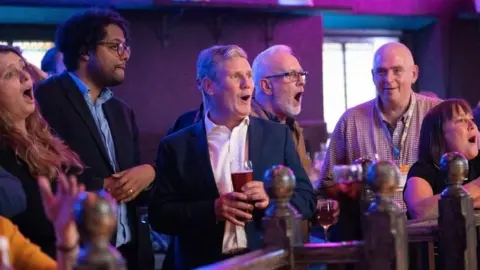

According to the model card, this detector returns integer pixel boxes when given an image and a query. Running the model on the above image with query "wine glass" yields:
[332,164,363,199]
[314,199,338,242]
[332,164,363,185]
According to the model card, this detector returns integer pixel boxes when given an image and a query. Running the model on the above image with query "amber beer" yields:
[231,171,253,222]
[230,160,254,222]
[231,171,253,193]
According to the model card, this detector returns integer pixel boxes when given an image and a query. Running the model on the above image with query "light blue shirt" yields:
[68,73,131,247]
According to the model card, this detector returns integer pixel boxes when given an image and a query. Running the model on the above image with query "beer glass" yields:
[231,160,253,222]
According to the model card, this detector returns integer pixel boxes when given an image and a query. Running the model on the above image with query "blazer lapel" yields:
[103,100,129,171]
[248,117,263,173]
[59,73,111,165]
[190,120,219,197]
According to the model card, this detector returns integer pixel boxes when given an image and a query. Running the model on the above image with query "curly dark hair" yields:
[55,8,129,71]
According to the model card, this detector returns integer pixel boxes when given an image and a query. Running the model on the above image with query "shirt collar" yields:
[376,92,416,123]
[68,72,113,102]
[204,112,250,134]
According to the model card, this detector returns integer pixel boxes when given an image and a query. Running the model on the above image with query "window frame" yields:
[322,31,402,133]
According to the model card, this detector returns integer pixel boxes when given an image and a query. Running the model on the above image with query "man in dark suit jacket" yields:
[34,9,154,270]
[167,103,204,135]
[149,45,316,269]
[0,167,26,218]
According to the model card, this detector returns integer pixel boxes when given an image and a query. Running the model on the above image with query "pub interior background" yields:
[2,0,480,268]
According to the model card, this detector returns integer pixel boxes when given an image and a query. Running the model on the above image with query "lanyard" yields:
[376,96,416,164]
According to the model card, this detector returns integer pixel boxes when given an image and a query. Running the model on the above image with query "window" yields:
[12,41,54,68]
[322,36,399,133]
[0,40,54,67]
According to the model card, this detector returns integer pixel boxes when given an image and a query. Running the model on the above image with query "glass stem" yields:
[323,226,329,242]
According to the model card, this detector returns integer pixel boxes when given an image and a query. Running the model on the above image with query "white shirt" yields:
[204,114,249,253]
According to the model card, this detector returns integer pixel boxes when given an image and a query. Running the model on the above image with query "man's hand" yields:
[242,181,269,209]
[105,164,155,203]
[214,192,254,226]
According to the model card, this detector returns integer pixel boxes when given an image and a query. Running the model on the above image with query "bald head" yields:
[371,42,418,108]
[373,42,415,68]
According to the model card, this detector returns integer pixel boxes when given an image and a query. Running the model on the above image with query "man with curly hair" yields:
[35,8,154,270]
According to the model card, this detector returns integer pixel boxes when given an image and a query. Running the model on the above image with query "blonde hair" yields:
[0,45,83,180]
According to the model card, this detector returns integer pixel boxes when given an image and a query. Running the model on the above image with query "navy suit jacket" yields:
[149,116,316,269]
[167,103,204,135]
[0,167,26,218]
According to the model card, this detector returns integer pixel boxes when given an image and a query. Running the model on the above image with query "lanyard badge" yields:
[376,96,416,165]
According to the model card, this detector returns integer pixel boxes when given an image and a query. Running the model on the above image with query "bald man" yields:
[319,42,441,241]
[252,45,311,173]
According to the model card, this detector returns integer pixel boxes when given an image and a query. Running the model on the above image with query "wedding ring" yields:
[128,189,133,195]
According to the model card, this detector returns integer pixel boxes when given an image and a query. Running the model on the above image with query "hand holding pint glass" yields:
[231,161,254,222]
[231,161,270,221]
[213,160,269,226]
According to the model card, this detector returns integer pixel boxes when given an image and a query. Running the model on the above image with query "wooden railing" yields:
[196,152,479,270]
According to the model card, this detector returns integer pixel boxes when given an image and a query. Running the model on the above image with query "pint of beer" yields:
[231,160,253,222]
[231,160,253,192]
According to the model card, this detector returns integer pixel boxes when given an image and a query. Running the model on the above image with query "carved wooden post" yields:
[437,152,477,270]
[263,165,303,270]
[353,157,376,214]
[74,191,126,270]
[363,160,408,270]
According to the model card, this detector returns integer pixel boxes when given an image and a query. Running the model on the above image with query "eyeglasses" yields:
[97,41,131,56]
[264,71,308,82]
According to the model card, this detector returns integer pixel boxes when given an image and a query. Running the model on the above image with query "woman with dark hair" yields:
[0,44,83,258]
[404,99,480,219]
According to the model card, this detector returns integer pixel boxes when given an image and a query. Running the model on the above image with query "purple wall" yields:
[8,0,477,15]
[106,4,480,163]
[114,11,324,162]
[449,18,480,105]
[8,0,478,163]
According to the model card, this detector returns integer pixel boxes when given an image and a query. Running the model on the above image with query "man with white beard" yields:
[252,45,311,173]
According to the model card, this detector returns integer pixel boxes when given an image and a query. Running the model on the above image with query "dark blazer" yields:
[34,72,154,269]
[167,103,204,135]
[149,117,316,269]
[0,166,26,218]
[0,147,55,257]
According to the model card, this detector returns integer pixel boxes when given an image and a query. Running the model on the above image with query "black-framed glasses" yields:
[264,71,308,82]
[97,41,131,56]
